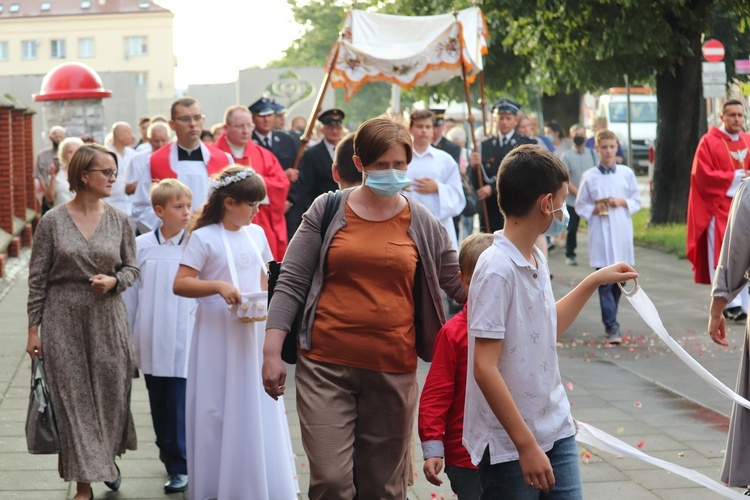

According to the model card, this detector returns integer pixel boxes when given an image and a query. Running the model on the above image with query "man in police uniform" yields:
[250,97,299,179]
[287,109,345,239]
[431,108,462,166]
[469,98,536,232]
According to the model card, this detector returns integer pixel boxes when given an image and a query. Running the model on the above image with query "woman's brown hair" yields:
[67,144,118,193]
[353,117,413,167]
[191,166,267,231]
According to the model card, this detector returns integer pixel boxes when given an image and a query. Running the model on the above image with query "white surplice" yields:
[123,229,194,378]
[404,145,466,249]
[131,142,233,232]
[180,223,298,500]
[104,145,136,215]
[575,165,641,268]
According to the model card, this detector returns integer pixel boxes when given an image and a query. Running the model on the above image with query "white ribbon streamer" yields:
[618,280,750,411]
[575,421,745,499]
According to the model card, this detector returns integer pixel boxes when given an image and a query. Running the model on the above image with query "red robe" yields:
[214,134,290,260]
[686,127,750,284]
[150,141,230,180]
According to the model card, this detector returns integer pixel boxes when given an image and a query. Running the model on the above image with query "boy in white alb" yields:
[575,129,641,344]
[464,146,638,498]
[405,109,466,249]
[123,179,194,493]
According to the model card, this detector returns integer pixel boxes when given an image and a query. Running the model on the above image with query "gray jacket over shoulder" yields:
[266,187,467,362]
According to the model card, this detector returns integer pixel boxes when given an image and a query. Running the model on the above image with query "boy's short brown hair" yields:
[595,129,618,145]
[497,145,569,218]
[333,132,362,186]
[459,233,494,279]
[409,109,434,128]
[151,178,193,209]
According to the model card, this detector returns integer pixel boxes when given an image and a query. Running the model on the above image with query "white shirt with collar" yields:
[463,232,575,465]
[404,145,466,250]
[158,227,185,246]
[497,130,515,147]
[323,139,335,160]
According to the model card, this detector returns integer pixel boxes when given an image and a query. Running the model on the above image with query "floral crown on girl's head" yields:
[210,167,256,190]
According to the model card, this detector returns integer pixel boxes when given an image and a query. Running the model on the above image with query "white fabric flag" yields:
[619,281,750,410]
[329,7,488,100]
[576,421,745,499]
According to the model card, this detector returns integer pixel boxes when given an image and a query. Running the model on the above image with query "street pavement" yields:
[1,218,749,498]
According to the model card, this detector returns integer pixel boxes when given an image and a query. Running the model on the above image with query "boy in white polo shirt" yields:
[464,145,637,498]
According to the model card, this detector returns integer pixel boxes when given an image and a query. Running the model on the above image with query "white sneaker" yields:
[566,257,577,266]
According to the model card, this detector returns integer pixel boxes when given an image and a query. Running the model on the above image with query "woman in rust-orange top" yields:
[263,116,466,499]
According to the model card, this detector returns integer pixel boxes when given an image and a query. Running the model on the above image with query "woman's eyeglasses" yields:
[89,169,118,179]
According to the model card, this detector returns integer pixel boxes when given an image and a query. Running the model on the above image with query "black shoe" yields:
[724,306,742,320]
[735,312,748,323]
[104,462,121,491]
[164,474,188,493]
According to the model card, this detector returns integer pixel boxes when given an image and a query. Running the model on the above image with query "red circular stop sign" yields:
[702,39,725,62]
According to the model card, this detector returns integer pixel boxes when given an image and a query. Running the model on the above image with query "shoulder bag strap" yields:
[320,190,342,239]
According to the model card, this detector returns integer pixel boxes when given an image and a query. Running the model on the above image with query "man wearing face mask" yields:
[469,99,536,233]
[560,124,599,266]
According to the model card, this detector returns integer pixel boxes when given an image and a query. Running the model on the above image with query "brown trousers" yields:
[296,355,418,500]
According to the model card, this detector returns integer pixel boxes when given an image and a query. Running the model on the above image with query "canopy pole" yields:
[292,41,341,171]
[479,70,488,139]
[455,14,490,233]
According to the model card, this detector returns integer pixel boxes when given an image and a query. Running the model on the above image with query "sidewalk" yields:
[0,230,747,499]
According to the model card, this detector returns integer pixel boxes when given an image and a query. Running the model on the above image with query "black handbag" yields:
[25,354,60,454]
[461,171,481,217]
[268,190,342,364]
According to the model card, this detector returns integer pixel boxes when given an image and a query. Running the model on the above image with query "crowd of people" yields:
[22,93,750,500]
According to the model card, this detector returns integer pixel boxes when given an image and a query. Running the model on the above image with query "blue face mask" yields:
[364,168,411,197]
[543,199,570,237]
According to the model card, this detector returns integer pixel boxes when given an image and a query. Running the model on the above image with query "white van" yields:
[597,88,657,173]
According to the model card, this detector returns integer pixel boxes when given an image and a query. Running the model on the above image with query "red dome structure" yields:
[33,62,112,102]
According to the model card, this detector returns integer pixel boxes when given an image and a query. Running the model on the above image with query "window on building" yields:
[78,38,94,58]
[124,36,147,57]
[21,40,37,60]
[0,42,8,62]
[80,0,90,8]
[50,39,66,59]
[138,1,149,8]
[0,5,5,14]
[136,72,148,86]
[9,3,19,13]
[41,2,50,11]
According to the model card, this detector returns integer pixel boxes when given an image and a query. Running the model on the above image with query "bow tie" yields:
[178,146,203,161]
[597,164,616,175]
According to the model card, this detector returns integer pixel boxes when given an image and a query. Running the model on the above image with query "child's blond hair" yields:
[459,233,494,281]
[150,178,193,209]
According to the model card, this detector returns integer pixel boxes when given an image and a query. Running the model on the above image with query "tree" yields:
[272,0,750,224]
[396,0,750,224]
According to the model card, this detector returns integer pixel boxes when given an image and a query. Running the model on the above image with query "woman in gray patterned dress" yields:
[26,144,139,500]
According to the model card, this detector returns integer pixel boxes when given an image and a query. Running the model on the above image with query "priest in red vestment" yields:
[215,105,290,260]
[687,99,749,317]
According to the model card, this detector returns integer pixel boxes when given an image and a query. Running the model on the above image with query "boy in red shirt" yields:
[419,233,494,498]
